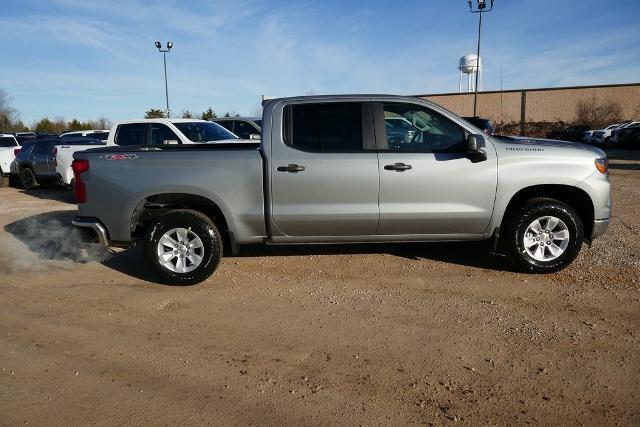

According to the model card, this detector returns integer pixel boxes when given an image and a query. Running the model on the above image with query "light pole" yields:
[467,0,494,117]
[155,41,173,118]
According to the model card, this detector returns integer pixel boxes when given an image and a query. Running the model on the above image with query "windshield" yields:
[173,122,238,143]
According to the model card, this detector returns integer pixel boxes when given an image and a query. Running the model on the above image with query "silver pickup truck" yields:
[72,95,611,285]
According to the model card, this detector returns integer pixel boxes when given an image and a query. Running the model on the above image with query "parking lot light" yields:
[467,0,495,117]
[155,41,173,118]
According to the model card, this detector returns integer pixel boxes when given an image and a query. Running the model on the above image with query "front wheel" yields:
[143,209,223,285]
[503,198,584,273]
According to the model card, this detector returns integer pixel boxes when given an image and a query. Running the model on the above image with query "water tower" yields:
[458,54,482,93]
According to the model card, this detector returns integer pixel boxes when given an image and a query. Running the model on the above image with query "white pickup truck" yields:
[104,119,241,146]
[56,138,106,185]
[0,134,21,187]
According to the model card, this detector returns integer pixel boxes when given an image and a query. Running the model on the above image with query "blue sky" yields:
[1,0,639,124]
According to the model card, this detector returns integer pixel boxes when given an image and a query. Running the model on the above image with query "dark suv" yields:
[546,125,589,142]
[15,137,101,189]
[463,117,496,135]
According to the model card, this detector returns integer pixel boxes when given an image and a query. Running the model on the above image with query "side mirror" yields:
[466,134,487,162]
[249,134,261,140]
[163,139,179,145]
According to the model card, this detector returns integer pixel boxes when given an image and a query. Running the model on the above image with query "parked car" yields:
[582,130,594,144]
[210,117,262,140]
[546,125,589,142]
[614,123,640,148]
[592,123,622,145]
[61,130,110,141]
[0,133,21,187]
[609,122,640,146]
[72,95,610,285]
[15,137,103,189]
[463,117,496,135]
[106,119,240,146]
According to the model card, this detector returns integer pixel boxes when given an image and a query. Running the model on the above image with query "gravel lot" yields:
[0,150,638,425]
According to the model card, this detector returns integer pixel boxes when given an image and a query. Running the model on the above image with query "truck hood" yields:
[494,136,606,158]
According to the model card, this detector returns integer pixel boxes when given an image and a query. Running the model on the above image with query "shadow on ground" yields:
[605,148,640,161]
[10,179,76,204]
[3,211,516,283]
[609,163,640,171]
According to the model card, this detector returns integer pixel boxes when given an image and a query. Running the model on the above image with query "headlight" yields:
[595,158,608,174]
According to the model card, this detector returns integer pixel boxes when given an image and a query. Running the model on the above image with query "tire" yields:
[143,209,223,285]
[19,168,38,189]
[0,174,9,188]
[503,198,584,273]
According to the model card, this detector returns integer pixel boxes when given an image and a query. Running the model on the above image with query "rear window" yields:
[0,136,18,148]
[283,103,363,152]
[115,123,147,146]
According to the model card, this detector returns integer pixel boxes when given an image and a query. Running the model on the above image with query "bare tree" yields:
[575,96,622,129]
[0,88,19,132]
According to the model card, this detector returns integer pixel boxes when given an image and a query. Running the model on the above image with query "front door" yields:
[375,102,497,236]
[270,101,380,237]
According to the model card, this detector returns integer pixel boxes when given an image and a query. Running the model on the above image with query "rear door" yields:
[270,101,380,237]
[375,102,497,235]
[31,141,56,176]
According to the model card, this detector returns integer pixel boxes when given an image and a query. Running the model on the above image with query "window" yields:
[115,123,147,146]
[63,133,83,138]
[382,103,466,152]
[149,123,180,145]
[253,120,262,128]
[173,121,238,143]
[215,120,234,132]
[234,121,258,139]
[284,103,363,152]
[0,137,17,148]
[91,132,109,141]
[34,141,55,155]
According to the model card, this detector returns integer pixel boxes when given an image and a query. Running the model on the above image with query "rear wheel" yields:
[143,209,223,285]
[503,198,584,273]
[19,168,38,189]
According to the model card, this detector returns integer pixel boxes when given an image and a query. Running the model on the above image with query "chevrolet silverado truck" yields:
[72,96,611,285]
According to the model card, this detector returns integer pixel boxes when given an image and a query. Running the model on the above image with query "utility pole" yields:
[467,0,495,117]
[154,41,173,118]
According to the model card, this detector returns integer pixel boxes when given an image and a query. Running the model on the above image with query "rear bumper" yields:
[591,218,609,239]
[72,216,110,247]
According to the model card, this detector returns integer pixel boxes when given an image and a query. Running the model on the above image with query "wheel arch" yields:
[498,184,595,240]
[131,193,236,253]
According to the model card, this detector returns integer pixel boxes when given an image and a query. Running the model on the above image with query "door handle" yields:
[384,163,412,171]
[277,164,306,173]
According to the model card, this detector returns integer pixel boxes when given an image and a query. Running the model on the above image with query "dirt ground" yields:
[0,150,638,425]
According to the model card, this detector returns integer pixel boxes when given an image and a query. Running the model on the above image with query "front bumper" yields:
[591,218,610,239]
[72,216,110,247]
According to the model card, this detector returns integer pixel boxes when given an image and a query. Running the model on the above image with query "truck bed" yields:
[73,143,266,244]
